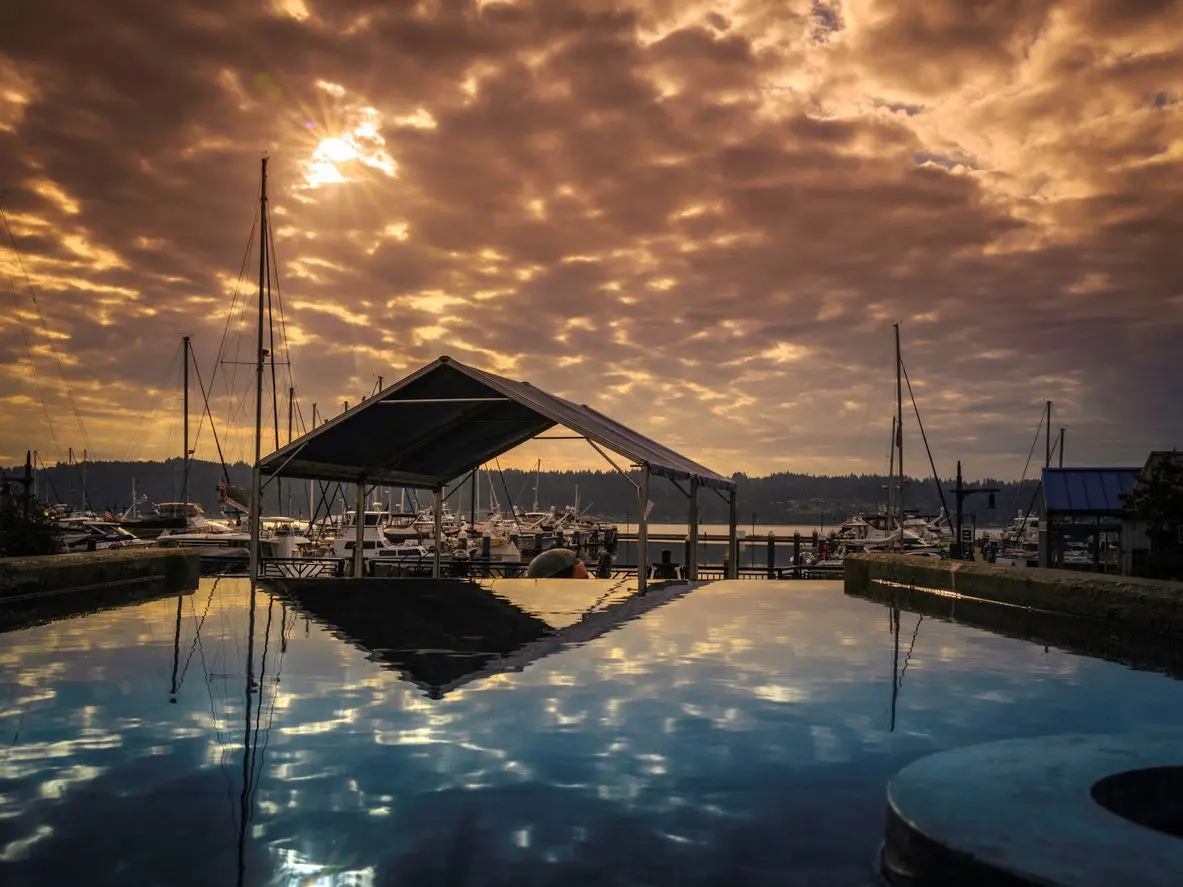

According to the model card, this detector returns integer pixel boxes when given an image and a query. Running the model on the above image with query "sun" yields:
[317,137,356,163]
[301,108,397,189]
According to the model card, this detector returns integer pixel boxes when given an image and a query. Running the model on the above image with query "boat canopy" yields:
[257,355,735,492]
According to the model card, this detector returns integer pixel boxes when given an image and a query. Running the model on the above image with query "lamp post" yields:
[950,461,999,560]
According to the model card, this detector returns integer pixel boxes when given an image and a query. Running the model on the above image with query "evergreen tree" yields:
[0,493,61,557]
[1121,452,1183,554]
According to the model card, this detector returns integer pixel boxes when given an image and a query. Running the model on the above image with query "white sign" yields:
[643,499,655,520]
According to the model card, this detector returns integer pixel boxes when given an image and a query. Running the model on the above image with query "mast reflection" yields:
[888,606,923,733]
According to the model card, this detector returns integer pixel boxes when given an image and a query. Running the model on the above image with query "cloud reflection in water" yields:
[1,577,1183,885]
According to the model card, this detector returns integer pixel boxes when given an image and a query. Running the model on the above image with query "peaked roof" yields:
[1041,467,1140,514]
[258,355,735,490]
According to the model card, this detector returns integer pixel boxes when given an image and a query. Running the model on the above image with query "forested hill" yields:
[4,458,1044,526]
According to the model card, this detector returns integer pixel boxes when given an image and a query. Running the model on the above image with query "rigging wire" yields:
[264,213,296,400]
[900,358,952,521]
[191,355,233,486]
[1009,403,1047,517]
[210,208,259,464]
[2,259,64,463]
[121,340,183,463]
[494,458,516,519]
[0,205,96,458]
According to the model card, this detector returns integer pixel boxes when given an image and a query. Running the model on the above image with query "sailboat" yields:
[831,325,946,558]
[153,160,310,570]
[128,336,225,538]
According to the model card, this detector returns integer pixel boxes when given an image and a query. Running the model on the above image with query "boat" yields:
[157,518,309,560]
[328,509,403,562]
[55,518,153,552]
[122,501,224,539]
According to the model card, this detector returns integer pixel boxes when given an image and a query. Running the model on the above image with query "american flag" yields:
[104,509,116,522]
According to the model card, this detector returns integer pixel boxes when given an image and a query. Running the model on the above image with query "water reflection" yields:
[3,578,1183,886]
[274,578,694,700]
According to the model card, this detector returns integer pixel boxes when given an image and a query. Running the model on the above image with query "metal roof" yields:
[258,355,736,491]
[1041,467,1140,514]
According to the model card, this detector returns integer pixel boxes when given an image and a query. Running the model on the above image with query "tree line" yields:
[2,458,1045,526]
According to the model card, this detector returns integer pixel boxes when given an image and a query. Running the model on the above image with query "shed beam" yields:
[586,439,640,492]
[433,486,443,578]
[353,480,365,578]
[378,397,511,404]
[727,487,738,579]
[638,467,650,592]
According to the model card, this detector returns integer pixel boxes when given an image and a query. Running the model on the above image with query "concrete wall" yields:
[845,552,1183,635]
[1,547,201,597]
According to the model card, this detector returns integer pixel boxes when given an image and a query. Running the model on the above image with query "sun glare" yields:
[301,103,398,189]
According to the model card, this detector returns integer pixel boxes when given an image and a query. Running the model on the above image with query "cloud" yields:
[0,0,1179,476]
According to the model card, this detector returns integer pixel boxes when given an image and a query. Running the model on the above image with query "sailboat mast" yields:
[1045,400,1053,468]
[532,459,540,512]
[894,323,903,532]
[182,335,191,506]
[249,156,269,581]
[887,415,896,534]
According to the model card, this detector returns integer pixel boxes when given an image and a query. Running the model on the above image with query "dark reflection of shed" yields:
[273,578,696,699]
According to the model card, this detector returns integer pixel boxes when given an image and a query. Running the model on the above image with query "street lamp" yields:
[949,460,999,559]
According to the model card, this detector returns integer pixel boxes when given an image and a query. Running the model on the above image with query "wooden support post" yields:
[688,476,699,580]
[638,467,650,592]
[727,487,738,579]
[433,486,443,578]
[793,532,801,580]
[353,481,365,578]
[766,533,776,579]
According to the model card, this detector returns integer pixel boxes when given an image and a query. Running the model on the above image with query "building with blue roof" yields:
[1040,452,1176,575]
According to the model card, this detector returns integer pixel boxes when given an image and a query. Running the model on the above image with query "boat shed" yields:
[1040,467,1141,573]
[256,355,739,586]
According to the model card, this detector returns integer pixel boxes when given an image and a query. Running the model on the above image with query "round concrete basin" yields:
[882,732,1183,886]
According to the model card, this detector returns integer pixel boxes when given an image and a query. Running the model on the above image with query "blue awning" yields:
[1041,467,1140,514]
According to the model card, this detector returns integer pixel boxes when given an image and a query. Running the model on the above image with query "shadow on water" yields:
[271,577,699,700]
[0,583,194,635]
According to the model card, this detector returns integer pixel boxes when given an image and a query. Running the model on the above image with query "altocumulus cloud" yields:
[0,0,1180,476]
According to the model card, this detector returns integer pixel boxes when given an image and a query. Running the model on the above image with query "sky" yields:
[1,0,1180,480]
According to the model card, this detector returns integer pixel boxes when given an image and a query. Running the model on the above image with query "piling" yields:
[766,533,775,579]
[793,533,802,579]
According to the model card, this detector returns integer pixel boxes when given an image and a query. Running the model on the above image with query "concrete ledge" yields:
[845,553,1183,634]
[0,548,201,632]
[882,732,1183,886]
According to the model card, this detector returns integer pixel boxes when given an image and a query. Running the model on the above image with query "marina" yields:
[1,10,1181,883]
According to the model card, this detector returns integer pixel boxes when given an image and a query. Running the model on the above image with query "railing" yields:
[260,557,344,578]
[209,557,845,581]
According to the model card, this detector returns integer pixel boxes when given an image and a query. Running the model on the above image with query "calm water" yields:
[3,577,1183,886]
